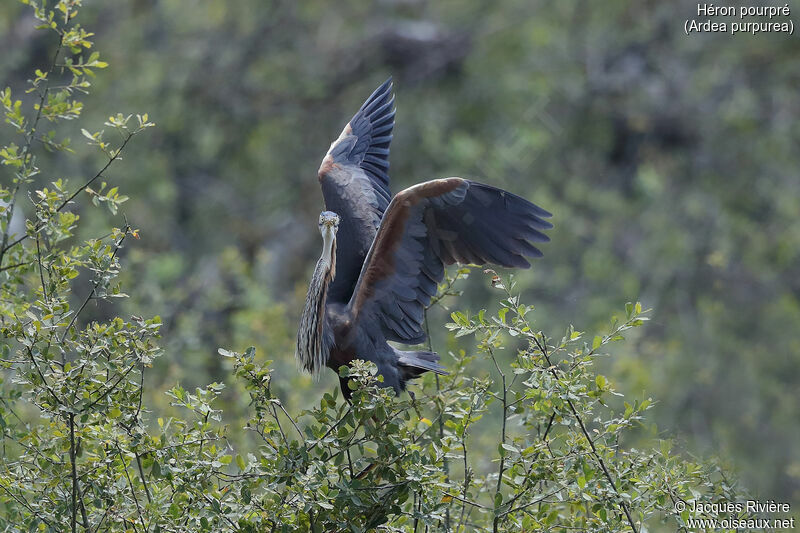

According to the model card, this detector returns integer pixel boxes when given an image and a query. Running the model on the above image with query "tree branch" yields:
[0,18,65,270]
[2,133,135,256]
[60,226,130,345]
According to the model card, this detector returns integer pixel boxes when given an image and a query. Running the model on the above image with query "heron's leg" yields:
[407,388,426,424]
[339,376,354,405]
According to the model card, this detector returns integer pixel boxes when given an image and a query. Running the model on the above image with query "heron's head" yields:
[318,211,340,238]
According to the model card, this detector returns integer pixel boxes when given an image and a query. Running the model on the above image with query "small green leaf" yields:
[592,336,602,350]
[217,348,235,357]
[498,307,508,323]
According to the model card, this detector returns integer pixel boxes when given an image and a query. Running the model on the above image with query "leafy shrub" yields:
[1,2,747,532]
[209,279,746,532]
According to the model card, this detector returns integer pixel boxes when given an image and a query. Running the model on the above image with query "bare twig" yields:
[456,386,479,532]
[0,16,65,270]
[443,492,491,510]
[114,441,148,533]
[272,399,303,439]
[0,260,33,273]
[0,484,56,529]
[424,312,451,532]
[489,345,508,533]
[135,454,153,505]
[69,413,90,532]
[307,406,352,452]
[492,273,639,533]
[60,226,130,345]
[2,133,135,256]
[35,234,47,301]
[532,333,639,533]
[83,359,138,411]
[24,343,62,406]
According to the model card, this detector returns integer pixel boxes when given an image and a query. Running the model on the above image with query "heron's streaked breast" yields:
[296,225,337,377]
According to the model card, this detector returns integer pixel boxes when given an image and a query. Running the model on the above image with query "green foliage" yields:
[0,1,157,530]
[0,2,756,532]
[145,292,745,532]
[2,0,792,501]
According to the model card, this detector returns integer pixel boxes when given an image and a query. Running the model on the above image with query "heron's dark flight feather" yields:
[318,78,396,303]
[397,350,448,381]
[346,178,552,345]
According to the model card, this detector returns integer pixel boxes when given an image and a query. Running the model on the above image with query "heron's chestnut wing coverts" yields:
[346,178,553,345]
[318,78,396,303]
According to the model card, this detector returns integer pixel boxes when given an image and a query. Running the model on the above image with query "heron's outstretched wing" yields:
[319,78,396,303]
[347,178,552,344]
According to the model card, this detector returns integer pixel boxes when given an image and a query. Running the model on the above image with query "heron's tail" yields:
[396,350,448,381]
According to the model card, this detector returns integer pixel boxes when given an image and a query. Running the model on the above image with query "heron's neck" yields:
[295,234,336,377]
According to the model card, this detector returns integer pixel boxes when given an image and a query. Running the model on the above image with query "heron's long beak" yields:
[320,223,337,267]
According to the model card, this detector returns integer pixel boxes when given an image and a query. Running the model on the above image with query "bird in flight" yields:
[297,78,552,398]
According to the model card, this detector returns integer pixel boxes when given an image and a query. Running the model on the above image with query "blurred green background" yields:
[2,0,798,508]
